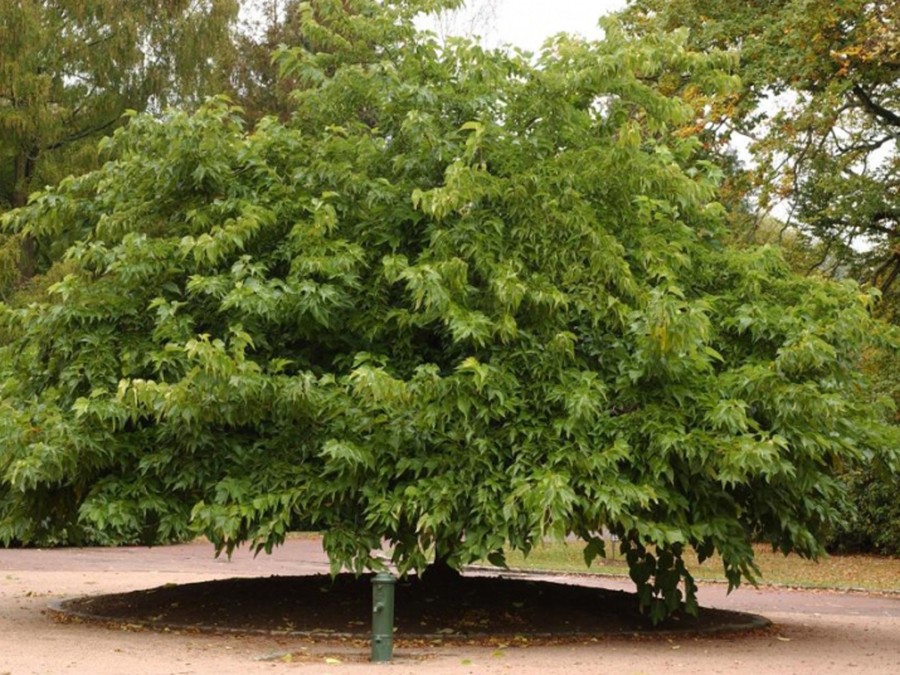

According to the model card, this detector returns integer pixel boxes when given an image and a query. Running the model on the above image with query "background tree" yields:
[620,0,900,302]
[220,0,306,125]
[0,0,239,290]
[1,0,896,622]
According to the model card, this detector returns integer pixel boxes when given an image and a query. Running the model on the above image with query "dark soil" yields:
[58,574,768,638]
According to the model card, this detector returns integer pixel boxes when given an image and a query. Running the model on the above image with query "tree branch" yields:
[873,250,900,293]
[852,84,900,128]
[43,116,121,152]
[807,234,838,275]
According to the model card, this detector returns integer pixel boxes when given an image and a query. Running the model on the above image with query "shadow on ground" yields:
[53,574,770,640]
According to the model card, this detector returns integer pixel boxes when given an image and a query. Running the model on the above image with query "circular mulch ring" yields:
[50,573,770,640]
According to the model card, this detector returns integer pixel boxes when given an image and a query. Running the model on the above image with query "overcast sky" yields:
[240,2,630,51]
[489,0,627,52]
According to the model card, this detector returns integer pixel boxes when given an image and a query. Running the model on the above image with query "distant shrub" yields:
[826,468,900,557]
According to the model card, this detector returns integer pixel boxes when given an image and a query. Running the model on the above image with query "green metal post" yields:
[371,572,396,663]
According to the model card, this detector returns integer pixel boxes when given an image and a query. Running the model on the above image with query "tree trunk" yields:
[423,546,462,585]
[12,147,38,280]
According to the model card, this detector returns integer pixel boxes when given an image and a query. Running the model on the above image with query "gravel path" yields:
[1,538,898,674]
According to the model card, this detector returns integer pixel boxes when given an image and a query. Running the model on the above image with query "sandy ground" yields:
[1,539,898,675]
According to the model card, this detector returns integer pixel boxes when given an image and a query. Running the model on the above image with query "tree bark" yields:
[423,547,462,584]
[853,84,900,128]
[12,147,38,280]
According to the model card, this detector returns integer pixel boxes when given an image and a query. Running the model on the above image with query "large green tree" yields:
[1,0,896,622]
[0,0,239,286]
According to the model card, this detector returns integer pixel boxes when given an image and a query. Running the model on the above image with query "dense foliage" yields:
[826,467,900,557]
[620,0,900,555]
[1,1,896,622]
[825,334,900,557]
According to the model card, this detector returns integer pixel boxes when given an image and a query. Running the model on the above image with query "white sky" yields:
[489,0,627,52]
[241,2,629,51]
[422,1,628,52]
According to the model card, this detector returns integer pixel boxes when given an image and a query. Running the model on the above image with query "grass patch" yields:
[497,540,900,592]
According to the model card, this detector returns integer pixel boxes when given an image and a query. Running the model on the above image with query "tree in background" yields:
[0,0,239,290]
[0,0,897,621]
[620,0,899,302]
[220,0,305,125]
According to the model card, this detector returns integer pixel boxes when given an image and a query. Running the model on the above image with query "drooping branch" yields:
[873,248,900,293]
[875,252,900,293]
[44,116,121,152]
[812,213,898,239]
[852,84,900,129]
[807,234,838,275]
[871,210,900,229]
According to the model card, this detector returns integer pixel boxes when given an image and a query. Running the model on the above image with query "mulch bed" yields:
[57,573,769,639]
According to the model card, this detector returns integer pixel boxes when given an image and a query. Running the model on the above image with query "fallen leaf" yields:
[324,657,342,665]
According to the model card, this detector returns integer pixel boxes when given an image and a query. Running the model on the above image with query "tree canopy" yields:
[0,0,896,623]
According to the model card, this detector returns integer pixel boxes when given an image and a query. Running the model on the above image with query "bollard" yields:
[371,572,396,663]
